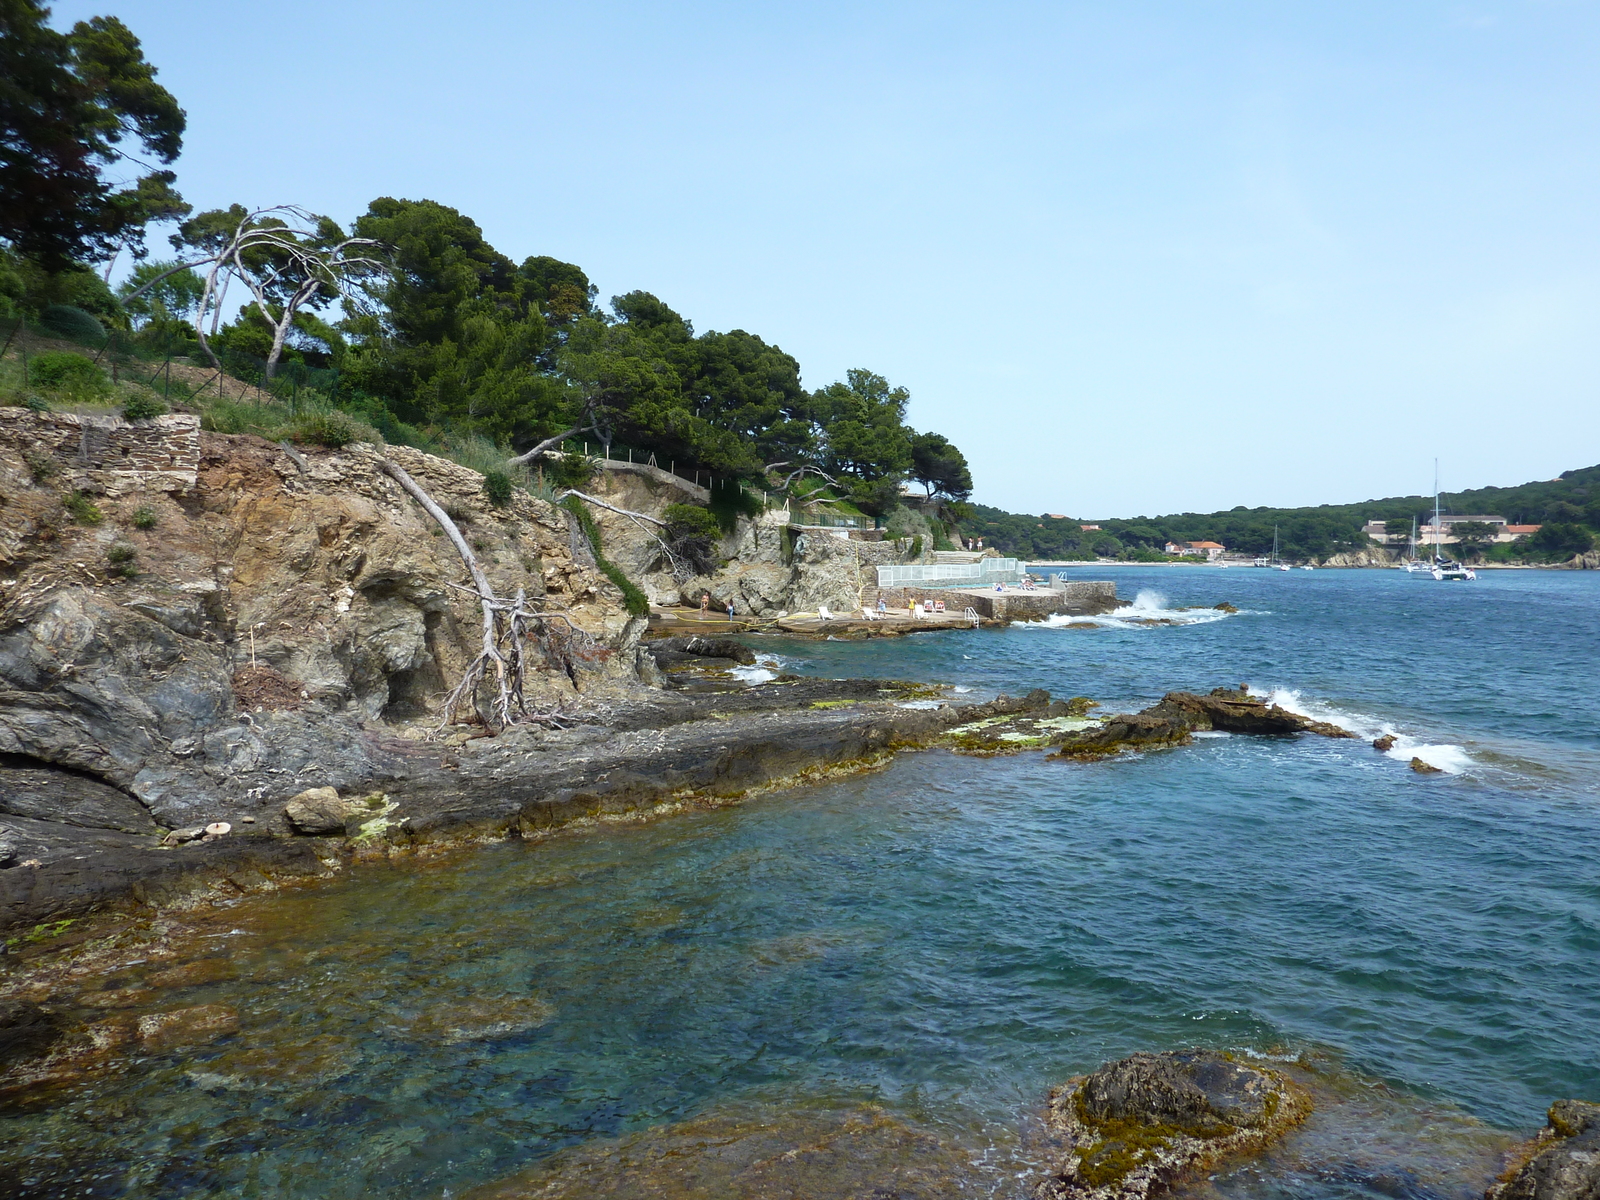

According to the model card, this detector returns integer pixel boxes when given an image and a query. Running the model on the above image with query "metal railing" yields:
[875,558,1023,588]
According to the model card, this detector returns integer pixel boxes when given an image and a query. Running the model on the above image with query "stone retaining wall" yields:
[0,407,200,495]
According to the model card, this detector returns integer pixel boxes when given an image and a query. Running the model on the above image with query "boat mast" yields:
[1440,464,1452,569]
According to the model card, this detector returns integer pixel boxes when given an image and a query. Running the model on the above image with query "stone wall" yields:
[0,407,200,495]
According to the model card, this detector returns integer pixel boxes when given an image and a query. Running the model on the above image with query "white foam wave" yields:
[730,653,786,684]
[1263,687,1474,775]
[1021,589,1249,631]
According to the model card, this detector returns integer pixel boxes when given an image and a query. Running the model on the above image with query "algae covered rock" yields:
[1035,1049,1309,1200]
[1488,1100,1600,1200]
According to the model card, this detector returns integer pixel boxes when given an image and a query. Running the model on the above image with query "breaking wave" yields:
[730,652,787,684]
[1022,589,1252,631]
[1263,687,1475,774]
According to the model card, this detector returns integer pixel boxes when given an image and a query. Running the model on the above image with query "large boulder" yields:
[283,787,357,835]
[1488,1101,1600,1200]
[1036,1050,1309,1200]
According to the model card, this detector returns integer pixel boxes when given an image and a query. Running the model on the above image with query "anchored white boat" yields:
[1271,527,1291,571]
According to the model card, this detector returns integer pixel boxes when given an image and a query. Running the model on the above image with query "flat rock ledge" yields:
[1487,1100,1600,1200]
[1035,1050,1310,1200]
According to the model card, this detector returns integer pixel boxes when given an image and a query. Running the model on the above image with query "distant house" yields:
[1371,515,1526,545]
[1046,513,1070,520]
[1164,540,1225,561]
[1080,523,1101,531]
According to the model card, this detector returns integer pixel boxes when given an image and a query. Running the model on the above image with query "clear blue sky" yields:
[56,0,1600,517]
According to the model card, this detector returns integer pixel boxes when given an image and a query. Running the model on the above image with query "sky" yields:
[55,0,1600,517]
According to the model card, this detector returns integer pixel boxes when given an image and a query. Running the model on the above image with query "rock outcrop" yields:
[576,465,929,617]
[1048,688,1356,759]
[1488,1100,1600,1200]
[1036,1050,1310,1200]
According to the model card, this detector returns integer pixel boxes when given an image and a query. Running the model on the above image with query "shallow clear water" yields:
[4,567,1597,1198]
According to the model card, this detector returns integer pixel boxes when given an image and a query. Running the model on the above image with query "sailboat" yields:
[1398,516,1426,572]
[1427,462,1475,581]
[1271,526,1291,571]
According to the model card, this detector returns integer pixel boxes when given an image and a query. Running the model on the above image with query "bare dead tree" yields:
[380,459,603,730]
[764,461,839,492]
[122,205,387,378]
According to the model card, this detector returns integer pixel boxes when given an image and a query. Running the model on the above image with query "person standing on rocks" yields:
[699,592,710,620]
[726,599,735,622]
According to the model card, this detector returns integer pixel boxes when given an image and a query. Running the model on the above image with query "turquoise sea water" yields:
[4,567,1597,1198]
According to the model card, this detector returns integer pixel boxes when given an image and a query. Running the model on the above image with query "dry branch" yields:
[381,458,599,730]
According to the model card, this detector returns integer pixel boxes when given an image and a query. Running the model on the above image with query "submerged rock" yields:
[1410,758,1443,775]
[1035,1049,1310,1200]
[1373,735,1397,752]
[136,1003,239,1052]
[461,1104,977,1199]
[1487,1100,1600,1200]
[0,998,67,1069]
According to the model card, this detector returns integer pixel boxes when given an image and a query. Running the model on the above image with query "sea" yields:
[3,566,1597,1199]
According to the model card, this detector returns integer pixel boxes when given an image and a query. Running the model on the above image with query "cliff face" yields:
[0,413,644,831]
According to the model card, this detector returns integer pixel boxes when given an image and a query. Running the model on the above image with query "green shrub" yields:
[287,409,367,448]
[545,452,595,490]
[38,304,104,343]
[28,351,106,396]
[108,552,139,579]
[482,468,514,506]
[63,490,102,525]
[131,505,157,529]
[663,503,722,576]
[909,535,923,559]
[663,503,721,541]
[121,394,168,421]
[22,448,58,483]
[22,393,50,412]
[1522,522,1595,562]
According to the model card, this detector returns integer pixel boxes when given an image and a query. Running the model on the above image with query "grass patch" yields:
[131,504,157,529]
[63,490,102,525]
[29,351,107,398]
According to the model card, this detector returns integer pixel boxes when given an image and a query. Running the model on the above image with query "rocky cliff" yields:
[0,414,644,834]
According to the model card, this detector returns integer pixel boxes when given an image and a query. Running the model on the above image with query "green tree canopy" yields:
[0,3,186,266]
[910,431,973,499]
[343,197,565,443]
[117,257,203,328]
